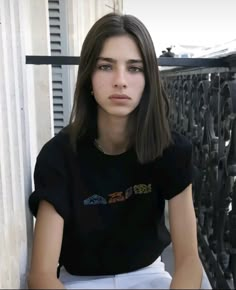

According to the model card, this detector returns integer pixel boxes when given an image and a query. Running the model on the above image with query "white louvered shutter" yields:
[48,0,71,134]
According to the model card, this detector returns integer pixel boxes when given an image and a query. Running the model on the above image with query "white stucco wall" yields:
[0,0,51,288]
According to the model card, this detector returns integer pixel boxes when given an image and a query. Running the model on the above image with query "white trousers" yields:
[59,257,172,289]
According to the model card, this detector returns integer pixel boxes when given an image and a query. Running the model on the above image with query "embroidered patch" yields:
[134,184,152,194]
[108,192,125,203]
[83,184,152,206]
[84,194,107,205]
[125,186,133,200]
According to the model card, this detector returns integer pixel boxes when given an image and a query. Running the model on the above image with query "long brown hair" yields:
[69,13,172,164]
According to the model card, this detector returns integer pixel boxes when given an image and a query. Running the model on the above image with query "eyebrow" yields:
[97,57,143,64]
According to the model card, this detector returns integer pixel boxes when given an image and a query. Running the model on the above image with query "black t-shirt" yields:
[29,129,193,276]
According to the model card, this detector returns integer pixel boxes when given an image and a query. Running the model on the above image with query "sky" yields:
[123,0,236,56]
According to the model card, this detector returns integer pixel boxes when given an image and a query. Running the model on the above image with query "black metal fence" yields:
[26,54,236,289]
[161,55,236,289]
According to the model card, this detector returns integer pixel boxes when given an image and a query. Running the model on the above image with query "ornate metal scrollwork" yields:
[161,68,236,289]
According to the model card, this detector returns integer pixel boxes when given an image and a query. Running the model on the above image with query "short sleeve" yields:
[28,135,70,222]
[155,132,193,200]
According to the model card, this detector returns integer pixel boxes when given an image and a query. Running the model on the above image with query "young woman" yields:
[28,13,203,289]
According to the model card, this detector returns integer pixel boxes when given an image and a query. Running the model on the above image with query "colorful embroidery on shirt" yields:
[108,192,125,203]
[125,186,133,200]
[133,183,152,194]
[83,183,152,206]
[83,194,107,205]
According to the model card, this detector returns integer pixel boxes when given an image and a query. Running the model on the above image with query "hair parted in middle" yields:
[69,12,173,164]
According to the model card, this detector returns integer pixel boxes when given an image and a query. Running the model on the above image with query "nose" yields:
[112,68,127,89]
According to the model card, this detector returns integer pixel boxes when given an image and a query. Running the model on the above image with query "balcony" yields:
[160,54,236,289]
[25,52,236,289]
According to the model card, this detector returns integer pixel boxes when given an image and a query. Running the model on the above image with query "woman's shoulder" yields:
[157,131,192,166]
[37,126,72,160]
[170,130,192,151]
[154,131,193,200]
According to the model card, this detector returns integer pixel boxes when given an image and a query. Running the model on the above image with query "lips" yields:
[109,94,131,99]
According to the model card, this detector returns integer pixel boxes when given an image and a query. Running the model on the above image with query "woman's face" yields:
[91,35,145,119]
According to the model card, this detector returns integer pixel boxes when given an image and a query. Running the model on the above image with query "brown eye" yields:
[128,66,143,73]
[98,64,112,71]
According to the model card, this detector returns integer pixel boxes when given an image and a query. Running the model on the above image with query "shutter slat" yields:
[52,83,63,89]
[53,95,63,101]
[49,1,60,9]
[49,11,61,18]
[50,27,61,33]
[52,73,63,80]
[49,0,67,133]
[50,43,61,49]
[50,34,61,42]
[50,19,61,25]
[54,113,64,119]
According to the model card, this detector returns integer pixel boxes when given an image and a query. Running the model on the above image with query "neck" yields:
[96,111,129,155]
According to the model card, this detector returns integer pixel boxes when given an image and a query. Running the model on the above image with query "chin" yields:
[108,108,134,118]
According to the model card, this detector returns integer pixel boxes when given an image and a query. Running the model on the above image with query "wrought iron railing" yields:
[161,55,236,289]
[26,54,236,289]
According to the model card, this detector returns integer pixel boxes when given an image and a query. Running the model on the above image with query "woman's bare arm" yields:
[168,184,203,289]
[28,200,65,289]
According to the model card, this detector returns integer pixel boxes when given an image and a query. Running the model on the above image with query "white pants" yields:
[59,257,172,289]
